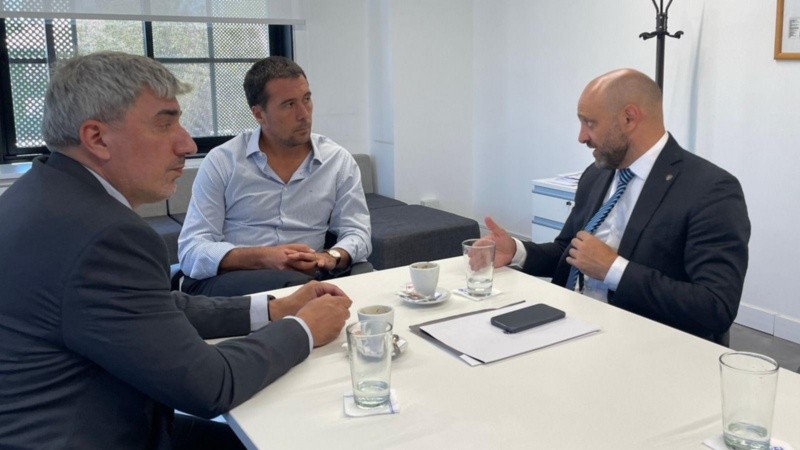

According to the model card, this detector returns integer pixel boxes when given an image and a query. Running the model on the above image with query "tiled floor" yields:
[729,324,800,373]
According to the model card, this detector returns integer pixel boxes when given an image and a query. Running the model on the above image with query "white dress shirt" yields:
[512,132,669,302]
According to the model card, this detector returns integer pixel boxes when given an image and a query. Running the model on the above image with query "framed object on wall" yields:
[775,0,800,59]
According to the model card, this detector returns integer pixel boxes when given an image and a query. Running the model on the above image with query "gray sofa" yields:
[136,154,479,271]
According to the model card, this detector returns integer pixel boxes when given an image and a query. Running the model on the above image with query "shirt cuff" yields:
[251,296,313,352]
[249,292,270,331]
[334,237,366,264]
[286,316,314,353]
[184,241,237,279]
[510,237,528,268]
[603,256,629,291]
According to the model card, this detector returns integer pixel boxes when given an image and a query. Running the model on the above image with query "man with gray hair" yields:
[0,51,352,449]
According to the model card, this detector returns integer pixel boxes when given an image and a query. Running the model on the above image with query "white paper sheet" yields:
[419,301,599,364]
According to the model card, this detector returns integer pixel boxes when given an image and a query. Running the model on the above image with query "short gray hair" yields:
[42,51,191,152]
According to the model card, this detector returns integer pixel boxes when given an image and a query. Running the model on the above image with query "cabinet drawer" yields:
[531,188,574,224]
[531,222,562,243]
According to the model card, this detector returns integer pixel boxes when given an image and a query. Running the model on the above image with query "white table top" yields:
[224,257,800,449]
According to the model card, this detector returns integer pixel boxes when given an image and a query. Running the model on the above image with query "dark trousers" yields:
[171,414,246,450]
[181,263,374,297]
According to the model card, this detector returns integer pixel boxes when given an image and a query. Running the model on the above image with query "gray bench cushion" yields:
[171,213,187,225]
[368,205,480,270]
[365,193,407,210]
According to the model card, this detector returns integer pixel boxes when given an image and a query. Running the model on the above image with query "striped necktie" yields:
[564,168,634,291]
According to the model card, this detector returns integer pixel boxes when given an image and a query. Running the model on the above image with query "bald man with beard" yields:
[484,69,750,344]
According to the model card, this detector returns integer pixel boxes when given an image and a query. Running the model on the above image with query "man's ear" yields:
[251,104,265,123]
[78,120,112,162]
[621,104,641,129]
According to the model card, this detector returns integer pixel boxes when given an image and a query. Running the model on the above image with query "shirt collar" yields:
[246,126,263,158]
[625,131,668,181]
[246,126,323,165]
[81,165,132,209]
[308,134,323,163]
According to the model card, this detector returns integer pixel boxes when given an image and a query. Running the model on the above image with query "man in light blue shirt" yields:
[178,56,372,296]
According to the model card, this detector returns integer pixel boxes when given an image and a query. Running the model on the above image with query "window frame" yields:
[0,18,293,164]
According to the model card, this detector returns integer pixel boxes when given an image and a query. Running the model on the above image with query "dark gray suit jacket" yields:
[522,136,750,342]
[0,153,310,449]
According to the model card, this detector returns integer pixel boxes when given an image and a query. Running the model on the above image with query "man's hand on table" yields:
[270,281,352,347]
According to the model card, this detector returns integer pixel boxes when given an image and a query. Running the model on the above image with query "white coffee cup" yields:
[357,305,394,327]
[409,262,440,298]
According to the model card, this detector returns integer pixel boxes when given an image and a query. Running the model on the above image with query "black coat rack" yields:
[639,0,683,91]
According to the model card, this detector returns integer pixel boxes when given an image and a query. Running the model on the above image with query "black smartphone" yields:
[490,303,566,333]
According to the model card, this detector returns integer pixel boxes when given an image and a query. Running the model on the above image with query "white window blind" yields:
[0,0,304,25]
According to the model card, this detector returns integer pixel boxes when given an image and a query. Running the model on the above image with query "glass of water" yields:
[719,351,779,450]
[347,320,393,408]
[462,238,496,297]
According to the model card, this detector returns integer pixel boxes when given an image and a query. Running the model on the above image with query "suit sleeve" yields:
[62,220,310,418]
[521,239,569,277]
[521,196,588,277]
[521,165,597,279]
[612,174,750,336]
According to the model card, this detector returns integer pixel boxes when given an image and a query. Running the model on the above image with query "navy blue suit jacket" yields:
[522,136,750,342]
[0,153,309,448]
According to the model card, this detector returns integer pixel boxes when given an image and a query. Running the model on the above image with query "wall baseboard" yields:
[775,314,800,345]
[736,302,800,345]
[735,303,775,334]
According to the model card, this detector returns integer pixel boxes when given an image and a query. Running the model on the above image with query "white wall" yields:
[682,2,800,338]
[294,0,370,156]
[367,0,395,197]
[295,0,473,218]
[388,0,474,217]
[286,0,800,340]
[473,0,654,236]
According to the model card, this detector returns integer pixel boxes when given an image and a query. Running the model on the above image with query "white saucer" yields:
[397,284,450,305]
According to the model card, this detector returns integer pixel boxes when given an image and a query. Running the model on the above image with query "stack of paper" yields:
[549,171,583,188]
[412,301,599,365]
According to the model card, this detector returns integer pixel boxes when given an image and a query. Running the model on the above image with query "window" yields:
[0,17,293,163]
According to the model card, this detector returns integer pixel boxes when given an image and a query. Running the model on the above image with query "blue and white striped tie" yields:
[565,168,634,291]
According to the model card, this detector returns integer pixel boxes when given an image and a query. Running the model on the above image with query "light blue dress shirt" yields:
[178,128,372,280]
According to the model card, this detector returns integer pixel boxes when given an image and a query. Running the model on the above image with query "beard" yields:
[277,123,312,148]
[591,123,629,169]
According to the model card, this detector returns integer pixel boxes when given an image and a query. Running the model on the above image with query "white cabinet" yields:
[531,175,579,242]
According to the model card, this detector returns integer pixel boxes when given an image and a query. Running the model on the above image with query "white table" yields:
[224,257,800,449]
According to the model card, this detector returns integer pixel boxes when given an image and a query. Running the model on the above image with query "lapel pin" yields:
[666,174,673,181]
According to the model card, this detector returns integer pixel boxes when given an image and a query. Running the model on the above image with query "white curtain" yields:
[0,0,304,24]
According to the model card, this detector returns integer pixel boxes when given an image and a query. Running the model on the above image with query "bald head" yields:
[577,69,667,169]
[584,68,664,125]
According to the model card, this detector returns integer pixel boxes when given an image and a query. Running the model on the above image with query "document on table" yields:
[414,301,599,365]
